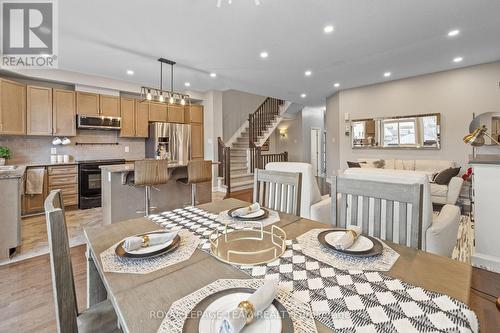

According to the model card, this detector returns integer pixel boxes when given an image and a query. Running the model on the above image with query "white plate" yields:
[124,234,174,255]
[325,231,374,252]
[239,209,266,218]
[199,292,281,333]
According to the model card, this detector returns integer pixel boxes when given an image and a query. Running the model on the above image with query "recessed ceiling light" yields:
[334,82,340,88]
[210,72,217,78]
[300,93,307,98]
[448,29,460,37]
[384,72,391,77]
[126,70,134,76]
[323,25,334,34]
[453,56,463,63]
[260,51,269,59]
[305,70,312,77]
[184,82,191,87]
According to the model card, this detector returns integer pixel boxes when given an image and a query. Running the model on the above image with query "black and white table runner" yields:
[149,207,479,333]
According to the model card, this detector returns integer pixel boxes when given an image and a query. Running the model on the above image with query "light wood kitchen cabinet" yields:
[191,123,204,159]
[135,100,149,137]
[76,91,99,116]
[27,85,53,136]
[185,104,204,124]
[52,89,76,136]
[149,102,167,122]
[100,95,120,117]
[0,78,26,135]
[120,98,135,137]
[22,168,48,215]
[168,104,185,123]
[47,165,78,207]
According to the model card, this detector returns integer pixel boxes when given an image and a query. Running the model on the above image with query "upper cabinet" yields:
[52,89,76,136]
[135,101,149,137]
[185,105,204,160]
[100,95,120,117]
[27,85,52,136]
[76,92,99,116]
[168,104,185,123]
[185,104,204,124]
[120,98,149,138]
[149,102,168,122]
[0,78,26,135]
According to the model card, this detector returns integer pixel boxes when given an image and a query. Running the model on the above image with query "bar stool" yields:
[177,160,212,206]
[134,159,170,216]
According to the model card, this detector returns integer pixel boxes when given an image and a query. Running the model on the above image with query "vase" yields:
[0,158,5,166]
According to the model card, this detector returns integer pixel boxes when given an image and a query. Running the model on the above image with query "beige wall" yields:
[270,113,304,162]
[222,89,266,141]
[325,61,500,176]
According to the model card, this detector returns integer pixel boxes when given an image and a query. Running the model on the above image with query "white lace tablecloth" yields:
[158,279,317,333]
[100,229,199,274]
[296,228,400,271]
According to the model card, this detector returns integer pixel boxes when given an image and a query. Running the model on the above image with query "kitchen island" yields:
[100,162,212,225]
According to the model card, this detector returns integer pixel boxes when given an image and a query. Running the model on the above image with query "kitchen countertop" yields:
[0,165,26,179]
[100,162,187,173]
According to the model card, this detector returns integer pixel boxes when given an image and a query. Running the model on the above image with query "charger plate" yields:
[317,229,383,257]
[228,207,270,221]
[115,232,180,259]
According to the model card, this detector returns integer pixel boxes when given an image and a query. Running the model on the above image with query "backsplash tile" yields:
[0,130,145,164]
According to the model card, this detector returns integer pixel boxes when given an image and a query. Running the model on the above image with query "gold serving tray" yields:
[210,225,287,265]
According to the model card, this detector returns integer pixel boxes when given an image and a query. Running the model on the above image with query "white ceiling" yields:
[59,0,500,106]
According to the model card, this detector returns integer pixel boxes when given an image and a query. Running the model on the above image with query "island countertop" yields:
[99,162,187,173]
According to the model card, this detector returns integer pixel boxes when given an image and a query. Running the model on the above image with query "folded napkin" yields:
[219,280,278,333]
[231,203,261,217]
[332,225,362,250]
[122,231,178,251]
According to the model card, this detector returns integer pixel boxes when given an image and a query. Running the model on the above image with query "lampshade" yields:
[463,125,500,147]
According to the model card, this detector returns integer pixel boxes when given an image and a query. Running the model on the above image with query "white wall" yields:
[202,91,223,187]
[222,89,266,141]
[270,113,304,162]
[325,61,500,176]
[301,107,325,174]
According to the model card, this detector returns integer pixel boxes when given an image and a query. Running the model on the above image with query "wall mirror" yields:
[469,112,500,146]
[351,113,441,149]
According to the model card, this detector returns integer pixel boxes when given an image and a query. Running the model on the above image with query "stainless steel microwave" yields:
[77,115,121,130]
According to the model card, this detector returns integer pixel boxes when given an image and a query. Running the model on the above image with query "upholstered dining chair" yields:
[44,190,121,333]
[331,175,424,249]
[253,168,302,215]
[134,159,171,216]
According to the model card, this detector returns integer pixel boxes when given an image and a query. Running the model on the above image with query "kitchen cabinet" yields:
[47,165,78,207]
[191,123,204,159]
[76,91,99,116]
[168,104,185,123]
[100,95,120,117]
[52,89,76,136]
[22,168,48,215]
[120,98,135,137]
[149,102,167,122]
[0,78,26,135]
[27,85,53,136]
[185,104,204,124]
[135,100,149,137]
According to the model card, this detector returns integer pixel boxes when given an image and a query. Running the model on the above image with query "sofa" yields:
[265,162,330,222]
[344,168,461,257]
[353,158,464,205]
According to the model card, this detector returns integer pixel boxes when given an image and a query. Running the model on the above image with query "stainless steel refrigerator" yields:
[145,123,191,164]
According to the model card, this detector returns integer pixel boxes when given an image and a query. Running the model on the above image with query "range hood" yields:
[77,115,121,130]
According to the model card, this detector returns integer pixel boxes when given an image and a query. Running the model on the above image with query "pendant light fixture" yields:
[140,58,190,107]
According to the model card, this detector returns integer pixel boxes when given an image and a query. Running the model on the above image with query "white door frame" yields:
[310,127,321,177]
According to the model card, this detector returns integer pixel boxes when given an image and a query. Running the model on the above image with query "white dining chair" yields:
[253,168,302,215]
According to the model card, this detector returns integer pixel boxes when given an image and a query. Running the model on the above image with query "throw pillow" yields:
[373,159,386,168]
[434,167,461,185]
[347,161,362,168]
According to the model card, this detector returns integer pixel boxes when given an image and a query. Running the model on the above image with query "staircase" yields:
[218,97,290,194]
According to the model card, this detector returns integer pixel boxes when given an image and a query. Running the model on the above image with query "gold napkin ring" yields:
[347,229,358,238]
[237,300,255,324]
[141,235,150,247]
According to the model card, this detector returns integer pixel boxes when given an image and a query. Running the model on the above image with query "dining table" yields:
[84,198,473,333]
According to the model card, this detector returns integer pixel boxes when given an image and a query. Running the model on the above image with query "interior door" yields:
[310,128,321,176]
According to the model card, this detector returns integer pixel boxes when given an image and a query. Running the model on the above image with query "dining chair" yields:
[253,168,302,215]
[176,159,212,206]
[44,190,121,333]
[134,159,171,216]
[331,175,424,249]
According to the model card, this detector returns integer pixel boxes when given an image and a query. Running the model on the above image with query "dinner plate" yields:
[115,232,180,259]
[325,231,374,252]
[227,207,270,221]
[317,229,383,257]
[182,288,293,333]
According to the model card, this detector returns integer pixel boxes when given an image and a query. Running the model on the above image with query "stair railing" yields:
[248,97,283,147]
[260,151,288,168]
[217,137,231,193]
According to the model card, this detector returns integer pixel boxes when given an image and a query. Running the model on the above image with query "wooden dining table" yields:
[84,198,472,333]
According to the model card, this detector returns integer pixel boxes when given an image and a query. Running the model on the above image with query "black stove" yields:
[77,159,126,209]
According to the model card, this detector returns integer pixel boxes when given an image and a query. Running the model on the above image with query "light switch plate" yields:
[124,146,129,153]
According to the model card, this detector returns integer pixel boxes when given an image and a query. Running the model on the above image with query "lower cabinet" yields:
[22,169,48,215]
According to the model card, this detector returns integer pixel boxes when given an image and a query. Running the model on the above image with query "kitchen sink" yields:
[0,166,18,172]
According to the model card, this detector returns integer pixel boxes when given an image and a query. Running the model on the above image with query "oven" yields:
[78,159,125,209]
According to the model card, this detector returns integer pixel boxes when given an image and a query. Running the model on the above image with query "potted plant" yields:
[0,146,12,166]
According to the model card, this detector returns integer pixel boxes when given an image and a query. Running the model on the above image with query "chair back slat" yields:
[134,159,170,186]
[187,160,212,184]
[253,169,302,215]
[331,176,423,249]
[44,190,78,333]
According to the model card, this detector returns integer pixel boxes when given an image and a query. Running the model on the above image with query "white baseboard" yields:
[472,252,500,273]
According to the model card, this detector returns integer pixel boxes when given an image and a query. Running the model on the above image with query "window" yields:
[383,119,416,146]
